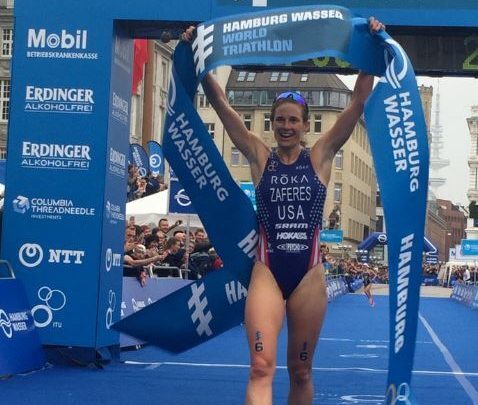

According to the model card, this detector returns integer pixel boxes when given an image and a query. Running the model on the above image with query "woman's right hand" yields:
[181,26,196,42]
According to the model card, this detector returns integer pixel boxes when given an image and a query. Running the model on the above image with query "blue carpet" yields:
[1,293,477,404]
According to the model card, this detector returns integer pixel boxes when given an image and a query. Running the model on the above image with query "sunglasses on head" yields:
[274,91,307,106]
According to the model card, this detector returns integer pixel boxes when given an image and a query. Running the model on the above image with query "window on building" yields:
[314,114,322,133]
[300,73,308,82]
[264,113,271,132]
[205,123,215,138]
[335,150,343,170]
[161,59,169,90]
[0,148,6,160]
[279,72,289,81]
[0,80,10,122]
[1,29,13,58]
[270,72,279,81]
[241,154,250,167]
[334,183,342,203]
[231,147,241,166]
[237,71,247,81]
[197,94,210,108]
[243,114,252,130]
[246,72,256,82]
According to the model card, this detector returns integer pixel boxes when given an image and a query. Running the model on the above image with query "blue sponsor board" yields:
[0,278,45,375]
[1,12,128,348]
[460,239,478,256]
[320,229,343,243]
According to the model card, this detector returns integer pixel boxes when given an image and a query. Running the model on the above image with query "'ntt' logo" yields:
[19,243,43,268]
[175,189,192,207]
[0,309,12,339]
[105,248,113,272]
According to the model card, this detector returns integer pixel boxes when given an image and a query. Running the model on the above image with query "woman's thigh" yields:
[245,262,286,365]
[285,265,328,367]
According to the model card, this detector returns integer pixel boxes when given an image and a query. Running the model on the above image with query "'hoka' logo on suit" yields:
[188,283,213,337]
[192,24,214,76]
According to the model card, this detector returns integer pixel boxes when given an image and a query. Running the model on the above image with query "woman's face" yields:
[272,102,309,149]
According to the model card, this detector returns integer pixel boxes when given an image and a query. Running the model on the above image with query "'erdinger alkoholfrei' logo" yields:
[21,141,92,171]
[24,85,95,114]
[26,28,98,60]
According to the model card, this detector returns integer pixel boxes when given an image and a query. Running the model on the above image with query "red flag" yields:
[132,39,149,94]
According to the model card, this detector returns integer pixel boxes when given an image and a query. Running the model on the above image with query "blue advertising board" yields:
[461,239,478,256]
[320,229,343,243]
[0,278,45,375]
[1,12,128,348]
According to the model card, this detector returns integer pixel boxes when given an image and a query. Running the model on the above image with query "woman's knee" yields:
[288,363,312,387]
[249,355,276,381]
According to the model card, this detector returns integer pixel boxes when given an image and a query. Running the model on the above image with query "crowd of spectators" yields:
[123,216,223,286]
[449,264,476,285]
[127,164,168,202]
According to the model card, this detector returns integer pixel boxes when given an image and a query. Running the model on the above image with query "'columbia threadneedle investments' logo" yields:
[188,283,213,337]
[13,195,95,220]
[192,24,214,76]
[105,200,125,224]
[27,28,98,60]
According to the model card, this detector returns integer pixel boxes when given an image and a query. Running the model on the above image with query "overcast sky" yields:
[339,75,478,206]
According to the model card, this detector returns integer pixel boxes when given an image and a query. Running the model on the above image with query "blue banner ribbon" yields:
[115,5,429,402]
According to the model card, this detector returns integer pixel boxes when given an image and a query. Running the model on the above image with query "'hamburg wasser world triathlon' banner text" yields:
[115,5,429,403]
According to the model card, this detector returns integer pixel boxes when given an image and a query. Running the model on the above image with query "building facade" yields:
[0,0,13,159]
[436,198,467,261]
